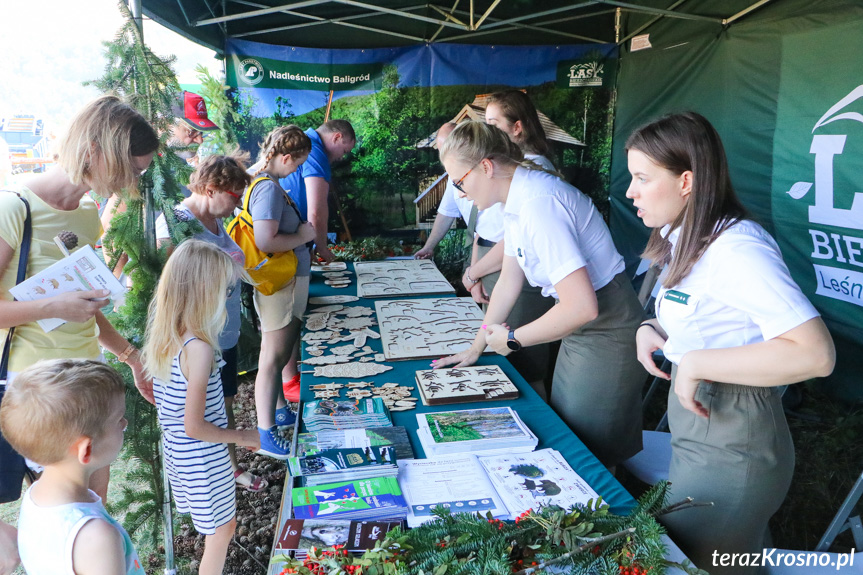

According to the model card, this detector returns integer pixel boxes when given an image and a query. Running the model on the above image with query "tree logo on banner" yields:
[239,57,264,86]
[784,85,863,309]
[568,62,604,87]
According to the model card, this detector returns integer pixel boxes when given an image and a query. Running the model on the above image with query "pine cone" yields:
[57,230,79,250]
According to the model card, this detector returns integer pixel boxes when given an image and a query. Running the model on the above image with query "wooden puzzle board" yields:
[414,365,519,406]
[354,260,455,298]
[375,297,488,360]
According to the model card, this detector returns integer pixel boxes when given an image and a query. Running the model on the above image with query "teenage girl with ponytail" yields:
[433,121,645,469]
[247,126,314,459]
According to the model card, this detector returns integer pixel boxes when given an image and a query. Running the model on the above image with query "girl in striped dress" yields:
[143,240,260,575]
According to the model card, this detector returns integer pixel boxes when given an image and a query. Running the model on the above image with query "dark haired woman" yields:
[626,112,835,573]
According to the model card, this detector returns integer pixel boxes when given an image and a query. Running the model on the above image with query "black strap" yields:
[0,192,33,381]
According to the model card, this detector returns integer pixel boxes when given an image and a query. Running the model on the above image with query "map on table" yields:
[415,365,519,405]
[375,297,487,360]
[354,260,455,298]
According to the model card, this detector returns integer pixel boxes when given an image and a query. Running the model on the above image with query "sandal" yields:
[234,469,268,493]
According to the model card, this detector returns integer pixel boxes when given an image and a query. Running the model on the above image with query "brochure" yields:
[416,407,537,457]
[478,448,600,517]
[287,446,398,486]
[297,426,415,461]
[397,455,510,527]
[291,477,407,521]
[274,519,402,556]
[8,245,126,332]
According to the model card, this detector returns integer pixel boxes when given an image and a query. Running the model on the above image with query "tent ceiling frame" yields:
[439,7,615,44]
[230,2,426,38]
[188,0,773,47]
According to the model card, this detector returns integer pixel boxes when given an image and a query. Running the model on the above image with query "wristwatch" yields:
[506,329,522,352]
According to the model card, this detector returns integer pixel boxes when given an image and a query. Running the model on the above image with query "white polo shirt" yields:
[502,166,624,299]
[437,154,555,243]
[657,220,820,365]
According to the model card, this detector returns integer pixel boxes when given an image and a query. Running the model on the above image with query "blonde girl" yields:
[434,121,644,468]
[248,125,314,459]
[155,153,268,492]
[143,240,259,575]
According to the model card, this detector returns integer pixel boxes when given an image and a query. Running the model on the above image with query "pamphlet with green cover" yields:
[291,477,407,520]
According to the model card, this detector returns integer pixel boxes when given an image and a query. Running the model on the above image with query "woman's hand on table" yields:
[484,323,512,356]
[674,353,709,418]
[635,322,670,380]
[431,345,482,369]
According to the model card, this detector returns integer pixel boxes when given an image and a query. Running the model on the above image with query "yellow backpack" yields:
[227,176,298,296]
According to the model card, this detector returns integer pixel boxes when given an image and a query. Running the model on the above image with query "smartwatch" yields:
[506,329,522,352]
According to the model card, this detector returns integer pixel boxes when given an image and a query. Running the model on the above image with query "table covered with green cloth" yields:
[300,263,637,516]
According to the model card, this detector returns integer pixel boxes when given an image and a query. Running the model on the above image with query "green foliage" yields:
[330,236,405,262]
[195,64,241,156]
[89,0,199,558]
[272,482,706,575]
[432,229,471,289]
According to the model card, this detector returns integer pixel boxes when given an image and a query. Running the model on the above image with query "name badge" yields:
[663,289,691,305]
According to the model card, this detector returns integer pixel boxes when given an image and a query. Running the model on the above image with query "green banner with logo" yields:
[772,20,863,363]
[227,53,383,91]
[556,53,618,89]
[610,2,863,400]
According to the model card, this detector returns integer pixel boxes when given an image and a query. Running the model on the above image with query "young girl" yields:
[143,240,260,575]
[626,112,835,573]
[155,153,266,492]
[434,121,644,468]
[248,126,314,459]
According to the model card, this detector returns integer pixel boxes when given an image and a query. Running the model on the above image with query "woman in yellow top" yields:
[0,95,159,506]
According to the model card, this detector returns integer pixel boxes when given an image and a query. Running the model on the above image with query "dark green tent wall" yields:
[610,0,863,401]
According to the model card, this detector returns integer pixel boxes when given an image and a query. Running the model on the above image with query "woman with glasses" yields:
[626,112,835,573]
[0,95,159,569]
[433,121,644,469]
[154,153,268,493]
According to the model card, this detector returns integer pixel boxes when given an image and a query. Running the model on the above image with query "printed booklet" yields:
[274,519,402,558]
[297,426,415,461]
[303,398,392,433]
[478,448,600,517]
[291,477,407,522]
[8,245,126,332]
[397,455,509,527]
[416,407,538,457]
[287,446,398,485]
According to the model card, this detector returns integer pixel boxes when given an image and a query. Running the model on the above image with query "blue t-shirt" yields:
[279,128,331,221]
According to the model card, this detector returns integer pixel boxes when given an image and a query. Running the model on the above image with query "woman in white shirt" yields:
[627,112,835,573]
[435,121,644,468]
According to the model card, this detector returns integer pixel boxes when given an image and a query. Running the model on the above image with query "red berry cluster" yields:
[436,540,449,548]
[513,510,532,524]
[618,565,650,575]
[487,518,505,530]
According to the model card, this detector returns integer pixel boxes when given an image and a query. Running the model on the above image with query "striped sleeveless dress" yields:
[153,338,236,535]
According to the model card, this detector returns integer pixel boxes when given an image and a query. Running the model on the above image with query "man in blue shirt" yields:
[279,120,355,263]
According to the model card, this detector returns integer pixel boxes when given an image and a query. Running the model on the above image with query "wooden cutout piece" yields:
[302,355,350,365]
[309,363,393,378]
[308,304,344,314]
[309,383,345,391]
[309,295,359,305]
[346,389,372,399]
[314,390,342,399]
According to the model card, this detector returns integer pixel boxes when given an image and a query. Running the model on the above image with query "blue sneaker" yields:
[275,406,296,428]
[256,426,291,459]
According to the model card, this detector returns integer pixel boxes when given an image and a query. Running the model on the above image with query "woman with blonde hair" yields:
[0,95,159,571]
[627,112,835,572]
[155,153,269,492]
[144,239,259,575]
[246,125,314,459]
[434,121,644,468]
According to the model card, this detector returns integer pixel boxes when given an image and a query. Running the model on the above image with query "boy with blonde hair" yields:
[0,359,145,574]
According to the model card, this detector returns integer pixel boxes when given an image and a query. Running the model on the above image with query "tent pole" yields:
[614,7,621,42]
[723,0,774,25]
[617,0,689,45]
[474,0,502,30]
